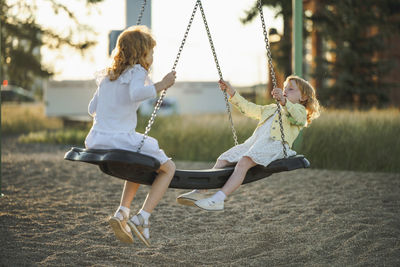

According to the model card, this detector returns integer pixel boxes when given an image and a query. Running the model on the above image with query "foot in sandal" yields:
[108,209,134,244]
[128,212,151,247]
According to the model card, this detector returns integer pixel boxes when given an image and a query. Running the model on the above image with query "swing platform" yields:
[64,147,310,189]
[64,0,311,189]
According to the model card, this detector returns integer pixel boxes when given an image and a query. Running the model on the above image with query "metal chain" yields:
[171,2,199,72]
[257,0,287,158]
[198,0,238,146]
[136,0,147,25]
[137,1,199,152]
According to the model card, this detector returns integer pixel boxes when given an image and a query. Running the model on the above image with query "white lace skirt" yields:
[218,118,296,166]
[218,137,295,167]
[85,129,170,164]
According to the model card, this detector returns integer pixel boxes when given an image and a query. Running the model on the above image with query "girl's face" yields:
[283,80,306,104]
[145,48,154,66]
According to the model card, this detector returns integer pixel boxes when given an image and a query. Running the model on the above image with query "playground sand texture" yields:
[1,136,400,266]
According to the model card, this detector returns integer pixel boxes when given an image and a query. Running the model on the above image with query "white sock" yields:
[115,206,130,220]
[210,191,226,203]
[114,206,131,232]
[138,209,151,221]
[131,209,151,239]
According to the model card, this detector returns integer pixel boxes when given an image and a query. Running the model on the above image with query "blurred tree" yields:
[309,0,400,107]
[242,0,400,108]
[241,0,292,78]
[0,0,103,91]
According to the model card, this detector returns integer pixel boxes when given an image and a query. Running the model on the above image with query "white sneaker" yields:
[194,197,224,211]
[176,190,207,206]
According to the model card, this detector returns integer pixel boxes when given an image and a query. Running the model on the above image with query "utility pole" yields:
[126,0,151,28]
[292,0,303,77]
[292,0,304,151]
[108,1,152,55]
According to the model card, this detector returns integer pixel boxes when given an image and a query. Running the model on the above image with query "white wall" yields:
[45,80,228,121]
[152,81,229,115]
[45,80,97,121]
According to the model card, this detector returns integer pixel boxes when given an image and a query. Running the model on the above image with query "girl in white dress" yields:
[85,25,176,246]
[177,77,320,211]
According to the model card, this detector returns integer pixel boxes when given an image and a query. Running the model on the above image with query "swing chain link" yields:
[257,0,287,158]
[172,2,199,72]
[136,0,147,25]
[137,1,199,152]
[198,0,238,146]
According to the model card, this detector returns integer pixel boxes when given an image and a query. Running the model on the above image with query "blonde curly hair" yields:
[284,75,321,126]
[107,25,156,81]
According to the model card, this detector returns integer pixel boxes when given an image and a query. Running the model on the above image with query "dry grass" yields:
[1,103,63,134]
[3,103,399,172]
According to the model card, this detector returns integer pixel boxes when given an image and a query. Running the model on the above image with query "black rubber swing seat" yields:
[64,147,310,189]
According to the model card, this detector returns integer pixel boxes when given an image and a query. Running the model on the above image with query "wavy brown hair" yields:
[284,75,321,126]
[107,25,156,81]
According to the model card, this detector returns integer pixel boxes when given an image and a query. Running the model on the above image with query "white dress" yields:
[218,111,296,166]
[85,64,169,164]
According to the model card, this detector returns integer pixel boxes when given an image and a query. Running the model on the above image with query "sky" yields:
[38,0,282,87]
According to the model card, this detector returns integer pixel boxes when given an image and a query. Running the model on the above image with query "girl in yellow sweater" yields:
[178,76,320,211]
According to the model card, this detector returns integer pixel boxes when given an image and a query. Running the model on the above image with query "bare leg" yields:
[221,156,257,196]
[190,160,231,194]
[109,181,140,244]
[213,159,231,169]
[187,160,230,194]
[120,181,140,208]
[141,160,176,213]
[177,159,235,205]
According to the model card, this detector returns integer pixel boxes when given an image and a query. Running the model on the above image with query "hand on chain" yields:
[271,88,286,106]
[162,71,176,90]
[219,79,235,97]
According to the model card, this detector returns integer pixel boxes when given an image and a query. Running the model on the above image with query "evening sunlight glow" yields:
[36,0,283,86]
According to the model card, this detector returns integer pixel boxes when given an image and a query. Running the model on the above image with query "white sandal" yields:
[108,209,134,244]
[128,213,151,247]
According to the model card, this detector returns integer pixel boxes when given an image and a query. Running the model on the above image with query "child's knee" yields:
[236,157,256,169]
[160,160,176,174]
[214,159,228,168]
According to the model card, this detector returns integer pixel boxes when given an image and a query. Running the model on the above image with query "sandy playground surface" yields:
[1,136,400,266]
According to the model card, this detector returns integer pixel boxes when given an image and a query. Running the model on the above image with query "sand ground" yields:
[1,136,400,266]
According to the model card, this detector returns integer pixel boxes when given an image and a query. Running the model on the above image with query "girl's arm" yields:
[154,71,176,92]
[88,89,98,117]
[284,99,307,126]
[129,69,176,102]
[219,80,264,120]
[271,87,307,126]
[129,68,157,102]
